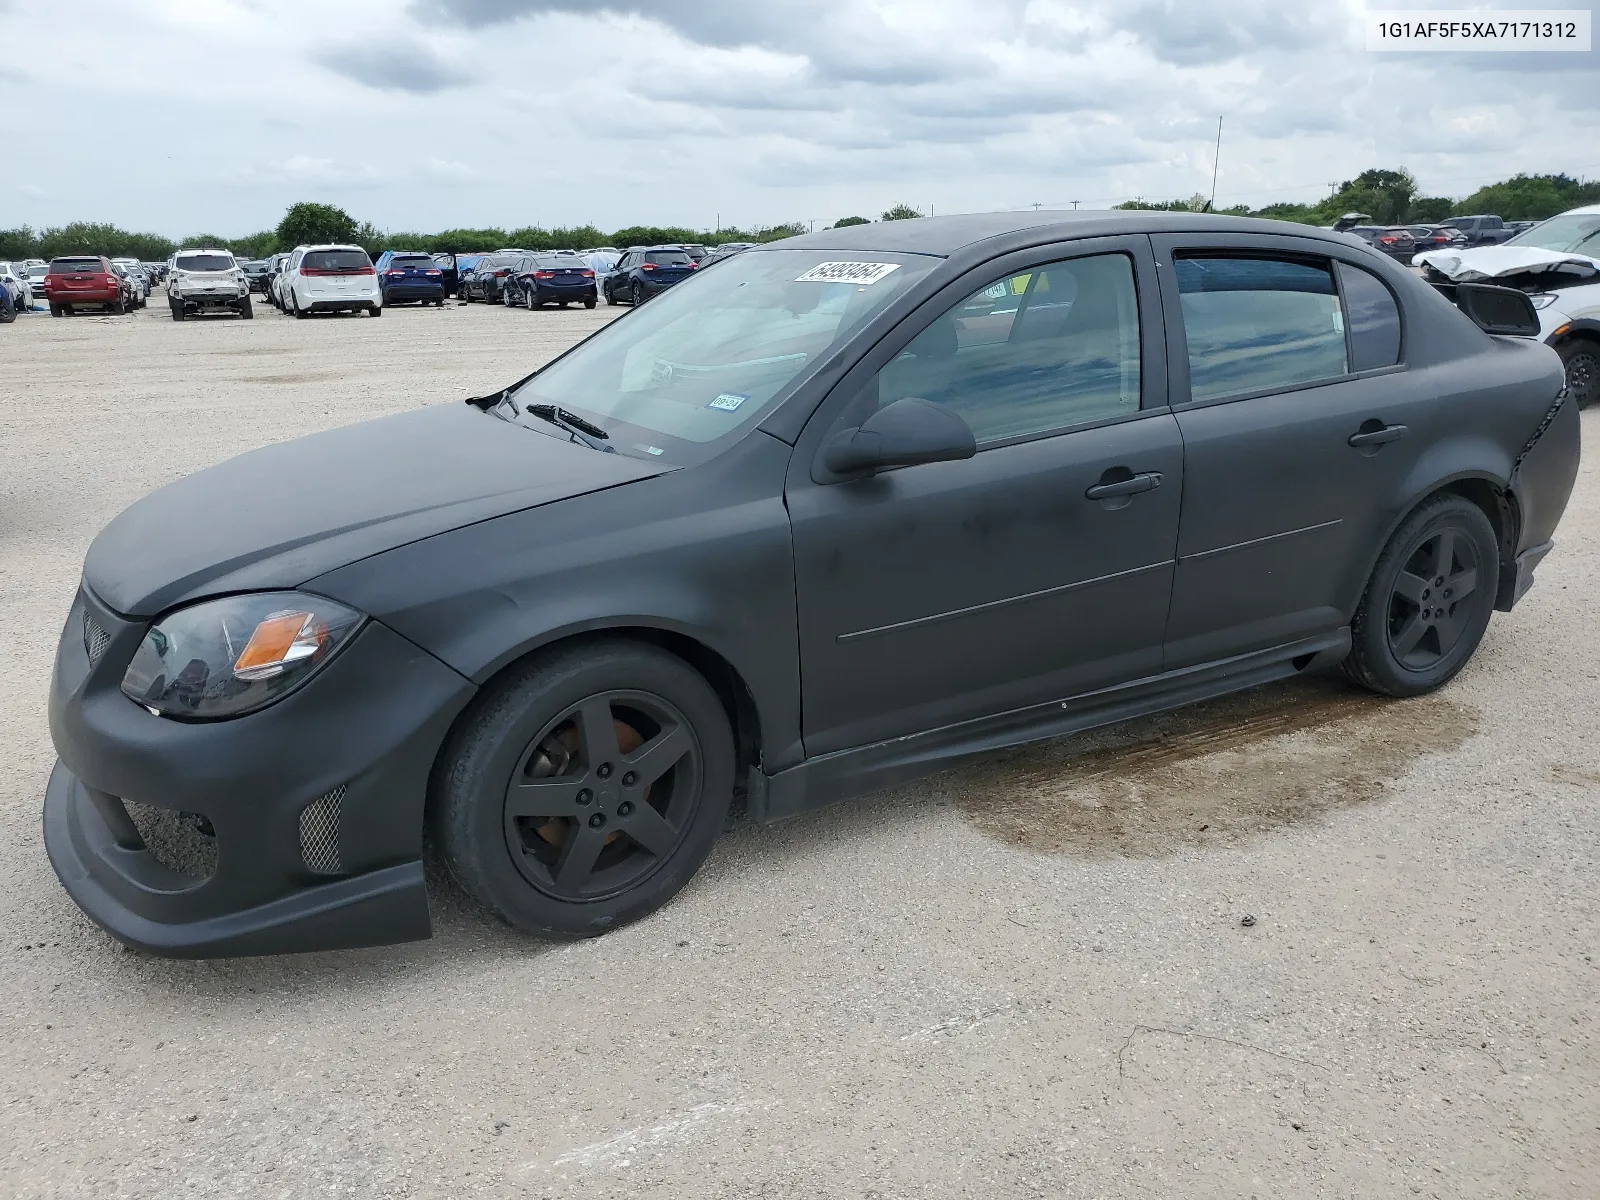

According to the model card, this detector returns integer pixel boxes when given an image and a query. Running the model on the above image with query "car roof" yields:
[295,244,364,252]
[761,209,1363,258]
[1561,204,1600,216]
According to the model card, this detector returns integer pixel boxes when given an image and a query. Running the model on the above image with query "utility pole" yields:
[809,218,816,233]
[1032,202,1042,210]
[1070,200,1080,210]
[1208,115,1223,213]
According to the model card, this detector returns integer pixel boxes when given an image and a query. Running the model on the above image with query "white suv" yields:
[281,244,381,318]
[167,248,252,320]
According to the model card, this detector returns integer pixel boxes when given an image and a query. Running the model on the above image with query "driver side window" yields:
[865,253,1142,446]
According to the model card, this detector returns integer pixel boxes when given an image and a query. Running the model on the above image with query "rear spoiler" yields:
[1429,280,1541,337]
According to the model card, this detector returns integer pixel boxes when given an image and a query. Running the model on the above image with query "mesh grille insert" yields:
[123,801,218,881]
[299,787,344,875]
[83,613,111,667]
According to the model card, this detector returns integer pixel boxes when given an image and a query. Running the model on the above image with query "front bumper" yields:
[45,586,476,957]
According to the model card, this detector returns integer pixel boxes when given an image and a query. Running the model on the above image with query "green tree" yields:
[753,222,806,242]
[227,230,279,259]
[424,228,509,253]
[0,226,38,259]
[1408,196,1453,223]
[1317,168,1418,224]
[275,201,359,249]
[1454,173,1600,221]
[881,203,922,221]
[36,223,176,260]
[610,225,700,247]
[833,215,870,227]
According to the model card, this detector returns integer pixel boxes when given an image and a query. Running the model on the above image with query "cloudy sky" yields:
[1,0,1595,237]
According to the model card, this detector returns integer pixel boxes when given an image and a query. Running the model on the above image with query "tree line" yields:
[1116,168,1600,226]
[2,173,1593,263]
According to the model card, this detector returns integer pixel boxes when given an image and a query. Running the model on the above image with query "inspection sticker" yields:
[794,261,901,285]
[709,393,748,411]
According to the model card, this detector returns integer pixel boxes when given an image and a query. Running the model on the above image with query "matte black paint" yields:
[45,210,1579,956]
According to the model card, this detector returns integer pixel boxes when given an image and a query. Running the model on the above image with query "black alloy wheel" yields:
[525,286,536,310]
[505,690,702,901]
[434,640,734,938]
[631,281,646,305]
[1561,340,1597,410]
[1343,494,1499,697]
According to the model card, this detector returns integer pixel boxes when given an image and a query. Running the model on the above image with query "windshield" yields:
[1506,214,1600,256]
[177,253,234,272]
[511,248,936,464]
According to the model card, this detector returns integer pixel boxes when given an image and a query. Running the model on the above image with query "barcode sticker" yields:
[794,262,901,285]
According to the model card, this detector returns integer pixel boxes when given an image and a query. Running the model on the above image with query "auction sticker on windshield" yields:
[709,393,748,411]
[795,262,902,285]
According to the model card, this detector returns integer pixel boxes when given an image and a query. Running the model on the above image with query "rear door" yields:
[1153,233,1429,667]
[787,236,1183,755]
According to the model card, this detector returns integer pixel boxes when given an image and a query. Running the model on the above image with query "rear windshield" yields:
[302,249,371,272]
[389,255,434,268]
[479,253,520,269]
[646,251,692,265]
[535,256,585,269]
[49,258,103,272]
[176,253,235,272]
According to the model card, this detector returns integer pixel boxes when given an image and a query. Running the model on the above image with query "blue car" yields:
[374,250,446,307]
[503,253,598,309]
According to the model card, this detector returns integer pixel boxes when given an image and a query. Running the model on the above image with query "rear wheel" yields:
[631,282,646,305]
[584,298,597,309]
[292,291,308,319]
[50,303,63,317]
[434,640,734,939]
[369,304,382,317]
[1558,337,1598,410]
[239,295,254,319]
[525,287,536,311]
[110,296,126,315]
[1343,494,1499,697]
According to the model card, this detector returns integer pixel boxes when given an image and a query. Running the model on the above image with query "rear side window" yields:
[1175,256,1348,402]
[302,249,370,272]
[50,257,103,272]
[1337,262,1402,371]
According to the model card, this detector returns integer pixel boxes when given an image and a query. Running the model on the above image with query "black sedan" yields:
[503,254,598,309]
[458,252,522,303]
[601,246,696,305]
[45,211,1577,957]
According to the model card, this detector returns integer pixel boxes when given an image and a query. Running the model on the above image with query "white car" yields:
[0,261,31,311]
[112,258,150,302]
[1416,203,1600,409]
[279,243,381,318]
[167,248,252,320]
[24,261,48,298]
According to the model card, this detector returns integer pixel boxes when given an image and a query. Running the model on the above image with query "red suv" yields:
[45,256,126,316]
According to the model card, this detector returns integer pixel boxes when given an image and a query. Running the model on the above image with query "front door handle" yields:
[1348,422,1408,449]
[1085,471,1163,502]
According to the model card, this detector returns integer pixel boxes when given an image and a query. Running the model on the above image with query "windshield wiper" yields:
[527,403,613,451]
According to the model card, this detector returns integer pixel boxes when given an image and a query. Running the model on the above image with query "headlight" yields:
[121,592,363,720]
[1528,293,1560,310]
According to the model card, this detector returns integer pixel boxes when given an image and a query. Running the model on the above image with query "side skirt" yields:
[747,630,1352,824]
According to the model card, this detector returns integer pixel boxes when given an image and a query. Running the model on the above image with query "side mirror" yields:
[823,396,977,477]
[1437,281,1542,337]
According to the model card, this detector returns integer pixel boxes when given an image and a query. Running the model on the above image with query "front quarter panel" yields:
[305,432,806,771]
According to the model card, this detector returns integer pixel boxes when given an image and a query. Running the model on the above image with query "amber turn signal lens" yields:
[233,612,313,675]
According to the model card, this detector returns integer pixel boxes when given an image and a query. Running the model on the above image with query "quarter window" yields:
[1175,256,1348,402]
[1337,261,1402,371]
[867,253,1142,445]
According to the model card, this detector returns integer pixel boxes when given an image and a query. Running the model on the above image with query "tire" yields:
[605,282,618,306]
[435,297,444,307]
[584,299,596,310]
[170,300,183,321]
[1342,494,1499,698]
[433,639,735,939]
[1558,337,1598,410]
[240,295,253,319]
[525,287,537,311]
[369,304,382,317]
[111,296,126,315]
[631,282,646,305]
[0,302,13,325]
[292,292,308,319]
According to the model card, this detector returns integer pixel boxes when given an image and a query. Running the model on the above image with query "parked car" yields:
[110,263,145,309]
[602,246,697,305]
[238,259,273,293]
[374,250,446,306]
[113,259,151,305]
[1506,221,1538,236]
[700,242,755,269]
[25,262,49,298]
[673,243,709,263]
[280,245,380,318]
[1437,215,1515,247]
[1332,212,1373,233]
[262,253,290,307]
[430,252,472,297]
[503,253,598,309]
[45,256,126,315]
[458,252,523,303]
[0,273,13,323]
[1346,226,1417,263]
[41,211,1578,957]
[1405,225,1466,253]
[167,248,252,320]
[0,260,31,312]
[1416,203,1600,409]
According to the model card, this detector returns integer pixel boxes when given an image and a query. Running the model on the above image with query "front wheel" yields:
[1342,494,1499,697]
[433,640,735,939]
[604,283,618,306]
[1558,338,1597,410]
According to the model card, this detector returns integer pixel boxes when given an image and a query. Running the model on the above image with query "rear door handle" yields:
[1348,423,1408,448]
[1085,471,1163,501]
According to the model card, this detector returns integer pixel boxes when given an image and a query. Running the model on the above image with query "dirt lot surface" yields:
[2,296,1597,1198]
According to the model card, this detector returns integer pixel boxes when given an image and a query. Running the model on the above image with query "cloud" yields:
[316,41,471,93]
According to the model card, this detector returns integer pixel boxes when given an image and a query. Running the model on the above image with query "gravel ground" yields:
[1,295,1597,1199]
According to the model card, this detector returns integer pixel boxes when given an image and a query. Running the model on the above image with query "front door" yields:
[786,238,1185,756]
[1152,237,1434,667]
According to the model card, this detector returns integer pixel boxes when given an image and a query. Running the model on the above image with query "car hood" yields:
[1414,245,1600,282]
[84,402,670,618]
